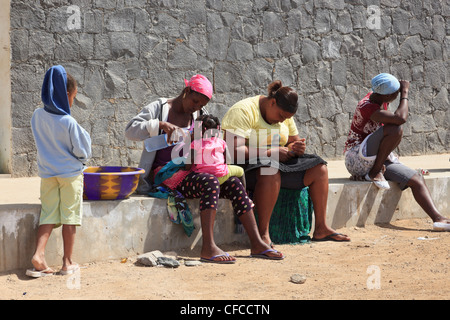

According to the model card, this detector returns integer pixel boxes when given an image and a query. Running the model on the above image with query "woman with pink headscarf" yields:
[125,75,283,263]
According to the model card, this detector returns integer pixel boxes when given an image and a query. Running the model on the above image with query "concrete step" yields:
[1,154,448,273]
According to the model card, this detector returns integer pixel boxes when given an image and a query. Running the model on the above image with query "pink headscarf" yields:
[184,74,213,100]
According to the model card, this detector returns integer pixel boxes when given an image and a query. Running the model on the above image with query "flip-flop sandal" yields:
[26,267,55,278]
[433,222,450,232]
[365,173,390,190]
[200,252,236,264]
[60,264,80,275]
[250,248,285,260]
[312,232,351,242]
[417,168,430,176]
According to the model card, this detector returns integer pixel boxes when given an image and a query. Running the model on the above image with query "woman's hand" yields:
[159,121,186,144]
[399,80,410,94]
[269,139,307,163]
[270,146,295,163]
[288,138,306,156]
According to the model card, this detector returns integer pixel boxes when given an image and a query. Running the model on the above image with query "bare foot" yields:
[60,263,80,275]
[260,234,274,248]
[31,254,53,272]
[200,252,236,263]
[61,256,80,274]
[312,232,351,242]
[250,242,284,259]
[201,245,236,263]
[313,227,350,242]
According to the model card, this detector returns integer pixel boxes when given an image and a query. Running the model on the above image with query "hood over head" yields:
[41,65,71,115]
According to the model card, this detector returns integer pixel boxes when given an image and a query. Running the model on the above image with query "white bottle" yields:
[144,134,170,152]
[144,128,189,153]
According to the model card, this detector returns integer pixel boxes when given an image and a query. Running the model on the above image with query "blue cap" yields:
[371,73,400,95]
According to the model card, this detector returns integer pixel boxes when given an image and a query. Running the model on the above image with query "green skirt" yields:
[253,187,313,244]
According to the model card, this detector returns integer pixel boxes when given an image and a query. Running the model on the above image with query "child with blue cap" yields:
[344,73,449,231]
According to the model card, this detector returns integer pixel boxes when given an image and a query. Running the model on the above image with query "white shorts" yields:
[345,134,378,177]
[345,128,417,190]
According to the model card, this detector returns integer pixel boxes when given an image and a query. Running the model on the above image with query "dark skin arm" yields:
[286,135,306,157]
[159,121,181,143]
[224,132,306,163]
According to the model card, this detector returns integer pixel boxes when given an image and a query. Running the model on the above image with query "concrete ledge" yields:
[327,176,449,228]
[1,174,448,273]
[0,197,248,273]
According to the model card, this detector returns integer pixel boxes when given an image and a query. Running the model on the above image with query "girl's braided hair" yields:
[195,114,221,133]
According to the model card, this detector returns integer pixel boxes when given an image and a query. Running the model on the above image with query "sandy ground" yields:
[0,218,448,301]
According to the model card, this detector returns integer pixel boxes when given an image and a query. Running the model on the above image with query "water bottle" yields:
[144,134,170,152]
[144,128,189,153]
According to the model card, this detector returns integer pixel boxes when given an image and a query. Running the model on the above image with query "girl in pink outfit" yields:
[187,114,244,184]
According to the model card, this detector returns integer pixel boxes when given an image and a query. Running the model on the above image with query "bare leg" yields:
[200,208,236,262]
[369,124,403,180]
[62,225,78,272]
[252,169,281,246]
[238,210,283,258]
[407,174,449,223]
[304,164,350,241]
[31,224,55,272]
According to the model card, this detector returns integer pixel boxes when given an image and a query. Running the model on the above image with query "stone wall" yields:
[9,0,449,177]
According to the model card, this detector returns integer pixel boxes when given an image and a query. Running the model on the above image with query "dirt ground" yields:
[0,218,448,301]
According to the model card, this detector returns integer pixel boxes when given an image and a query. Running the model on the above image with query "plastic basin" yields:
[83,166,145,200]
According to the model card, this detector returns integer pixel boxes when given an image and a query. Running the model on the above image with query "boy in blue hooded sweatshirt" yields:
[27,65,91,277]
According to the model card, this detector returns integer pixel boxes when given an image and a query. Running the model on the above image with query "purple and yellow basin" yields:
[83,166,145,200]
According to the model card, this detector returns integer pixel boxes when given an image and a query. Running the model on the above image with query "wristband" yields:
[400,97,408,100]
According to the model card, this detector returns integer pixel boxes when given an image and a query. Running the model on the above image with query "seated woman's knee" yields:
[307,163,328,177]
[407,172,425,188]
[316,163,328,175]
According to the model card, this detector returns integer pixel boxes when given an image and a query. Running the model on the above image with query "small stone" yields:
[290,274,307,284]
[163,251,178,260]
[137,255,156,266]
[184,260,202,267]
[157,257,180,268]
[137,250,164,267]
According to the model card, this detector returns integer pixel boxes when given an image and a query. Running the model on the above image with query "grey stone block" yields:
[7,0,449,177]
[110,32,139,59]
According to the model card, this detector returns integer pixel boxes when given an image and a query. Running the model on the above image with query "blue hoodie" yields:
[31,65,92,178]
